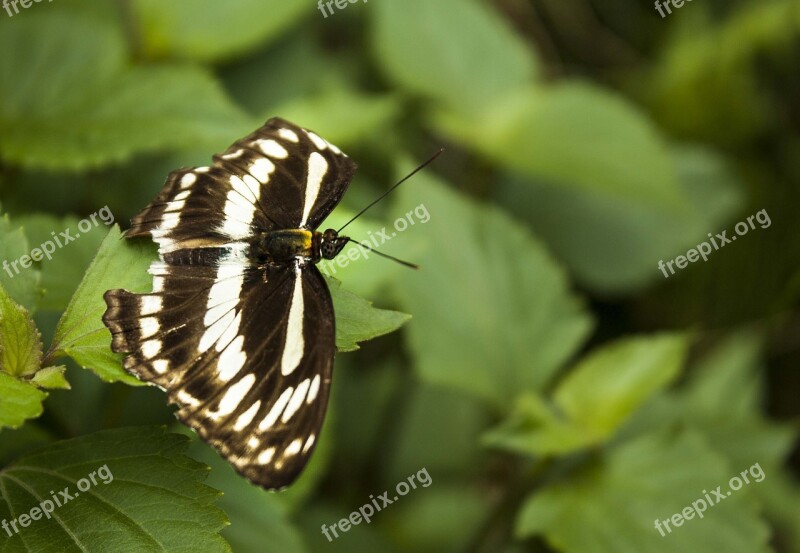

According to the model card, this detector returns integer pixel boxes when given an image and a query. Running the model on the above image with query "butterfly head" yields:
[320,229,349,260]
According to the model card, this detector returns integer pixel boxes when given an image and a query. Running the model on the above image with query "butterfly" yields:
[102,118,362,490]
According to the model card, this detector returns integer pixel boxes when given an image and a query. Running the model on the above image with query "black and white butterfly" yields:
[102,118,361,489]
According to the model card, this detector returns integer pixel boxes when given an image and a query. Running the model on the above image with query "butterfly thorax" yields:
[252,228,348,264]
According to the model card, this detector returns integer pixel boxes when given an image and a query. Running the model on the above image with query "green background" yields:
[0,0,799,552]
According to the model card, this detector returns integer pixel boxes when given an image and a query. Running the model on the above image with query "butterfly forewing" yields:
[103,118,352,489]
[126,118,356,252]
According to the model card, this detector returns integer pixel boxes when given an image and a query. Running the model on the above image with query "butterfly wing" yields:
[103,260,334,489]
[126,117,357,257]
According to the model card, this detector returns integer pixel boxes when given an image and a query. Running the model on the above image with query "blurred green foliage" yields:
[0,0,798,552]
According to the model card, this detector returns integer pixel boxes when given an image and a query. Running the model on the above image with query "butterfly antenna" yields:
[346,238,419,270]
[337,148,444,233]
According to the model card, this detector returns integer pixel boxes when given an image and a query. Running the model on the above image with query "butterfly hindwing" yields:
[104,259,334,489]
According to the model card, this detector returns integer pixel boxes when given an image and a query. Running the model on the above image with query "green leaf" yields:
[48,226,157,385]
[437,83,685,209]
[676,332,800,548]
[382,384,489,489]
[0,11,252,171]
[0,215,41,312]
[493,145,744,293]
[484,334,689,457]
[0,427,231,553]
[332,357,404,478]
[14,213,111,312]
[482,393,596,457]
[0,284,43,378]
[0,285,71,428]
[131,0,312,62]
[0,422,54,466]
[385,384,489,485]
[554,334,689,440]
[0,372,46,430]
[186,437,309,553]
[386,485,487,553]
[645,0,799,146]
[327,277,411,352]
[433,82,728,294]
[30,366,70,390]
[389,165,593,408]
[272,88,402,147]
[517,430,771,553]
[372,0,538,113]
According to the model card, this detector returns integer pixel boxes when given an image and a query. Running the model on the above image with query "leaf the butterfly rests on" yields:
[103,118,363,490]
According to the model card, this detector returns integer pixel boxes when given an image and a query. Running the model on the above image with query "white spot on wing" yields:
[230,175,257,203]
[177,390,200,407]
[282,378,310,423]
[199,265,244,352]
[248,157,275,183]
[220,188,256,239]
[216,312,242,352]
[305,130,327,150]
[256,139,289,159]
[221,149,243,160]
[199,310,235,353]
[303,434,316,453]
[259,386,293,431]
[234,400,262,431]
[139,317,160,339]
[204,299,238,327]
[307,374,321,404]
[152,277,165,292]
[140,296,162,316]
[285,438,302,457]
[217,334,246,381]
[180,173,197,188]
[281,272,305,375]
[152,359,169,374]
[214,374,256,418]
[159,211,181,232]
[257,447,276,465]
[278,128,299,143]
[142,339,161,359]
[301,152,328,227]
[305,130,342,154]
